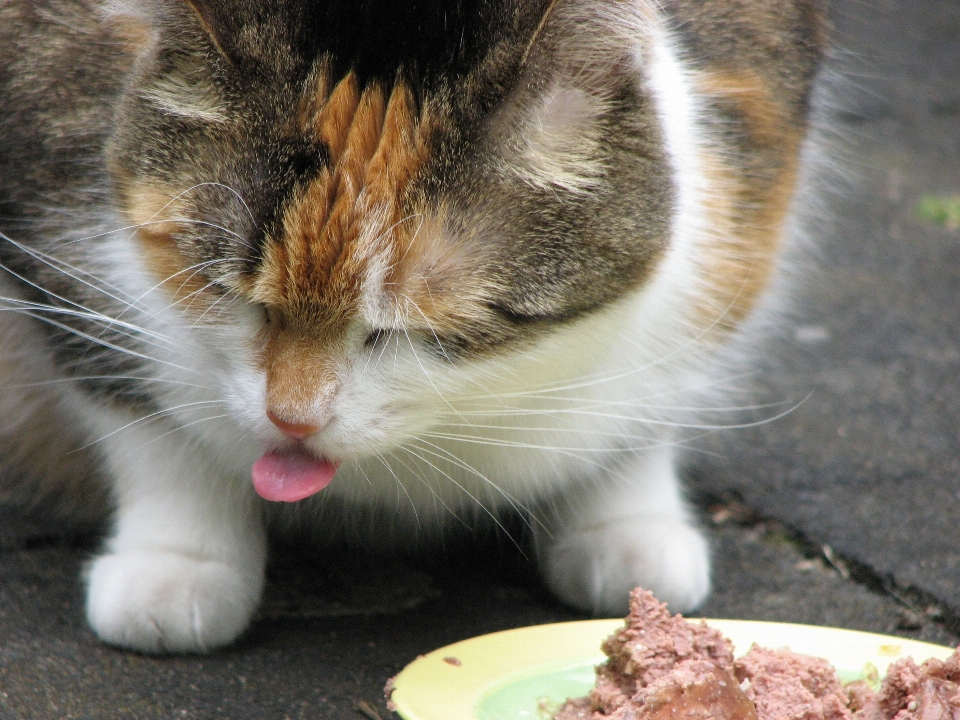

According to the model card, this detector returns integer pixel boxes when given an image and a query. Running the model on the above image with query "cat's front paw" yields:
[85,549,263,653]
[540,516,709,616]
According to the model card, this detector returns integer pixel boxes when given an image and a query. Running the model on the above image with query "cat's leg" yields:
[85,425,265,653]
[537,444,709,615]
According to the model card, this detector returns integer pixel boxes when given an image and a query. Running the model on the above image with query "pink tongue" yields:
[251,450,340,502]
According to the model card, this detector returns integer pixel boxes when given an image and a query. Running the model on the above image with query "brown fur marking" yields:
[693,69,804,333]
[385,210,498,338]
[138,231,222,316]
[262,321,342,425]
[126,186,222,317]
[255,75,431,314]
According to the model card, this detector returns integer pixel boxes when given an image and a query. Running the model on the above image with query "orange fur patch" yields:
[138,232,222,317]
[125,186,223,318]
[697,70,794,148]
[261,320,342,425]
[693,69,805,334]
[254,74,431,318]
[382,209,498,338]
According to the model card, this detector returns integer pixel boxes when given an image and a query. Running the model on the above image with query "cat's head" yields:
[100,0,675,497]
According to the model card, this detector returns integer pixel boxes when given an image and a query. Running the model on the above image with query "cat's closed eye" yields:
[364,328,390,349]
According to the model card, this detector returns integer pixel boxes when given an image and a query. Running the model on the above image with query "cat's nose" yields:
[266,409,324,440]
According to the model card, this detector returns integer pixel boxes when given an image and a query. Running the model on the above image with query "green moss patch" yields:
[915,194,960,229]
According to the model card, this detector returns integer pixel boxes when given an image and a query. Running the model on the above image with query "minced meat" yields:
[554,587,960,720]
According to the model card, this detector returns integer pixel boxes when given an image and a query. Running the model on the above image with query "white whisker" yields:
[395,442,525,545]
[139,412,232,448]
[0,295,180,351]
[0,374,211,391]
[70,399,225,452]
[4,305,202,375]
[400,436,537,527]
[372,453,424,529]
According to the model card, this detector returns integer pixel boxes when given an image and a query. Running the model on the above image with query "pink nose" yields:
[266,410,322,440]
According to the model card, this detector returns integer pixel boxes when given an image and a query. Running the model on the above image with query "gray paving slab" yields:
[0,512,585,720]
[2,1,960,719]
[687,0,960,616]
[0,507,955,720]
[697,504,957,648]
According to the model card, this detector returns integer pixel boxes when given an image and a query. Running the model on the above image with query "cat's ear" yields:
[180,0,232,61]
[99,0,230,60]
[519,0,562,69]
[533,0,658,80]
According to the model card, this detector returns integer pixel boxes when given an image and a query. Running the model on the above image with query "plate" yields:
[388,619,955,720]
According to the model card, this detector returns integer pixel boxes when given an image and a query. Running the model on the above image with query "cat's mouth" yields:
[251,448,340,503]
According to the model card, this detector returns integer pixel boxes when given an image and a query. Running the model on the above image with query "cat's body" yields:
[0,0,824,652]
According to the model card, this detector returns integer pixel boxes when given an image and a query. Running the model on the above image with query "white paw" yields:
[85,549,263,653]
[540,516,710,616]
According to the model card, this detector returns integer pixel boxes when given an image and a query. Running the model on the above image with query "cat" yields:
[0,0,825,653]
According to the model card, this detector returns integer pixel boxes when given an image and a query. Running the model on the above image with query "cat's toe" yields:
[540,516,710,616]
[85,549,263,653]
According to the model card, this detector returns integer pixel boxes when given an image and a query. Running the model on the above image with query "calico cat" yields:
[0,0,825,652]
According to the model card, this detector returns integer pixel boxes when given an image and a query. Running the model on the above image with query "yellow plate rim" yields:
[389,618,954,720]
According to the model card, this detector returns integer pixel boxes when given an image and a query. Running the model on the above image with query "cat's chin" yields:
[251,449,341,502]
